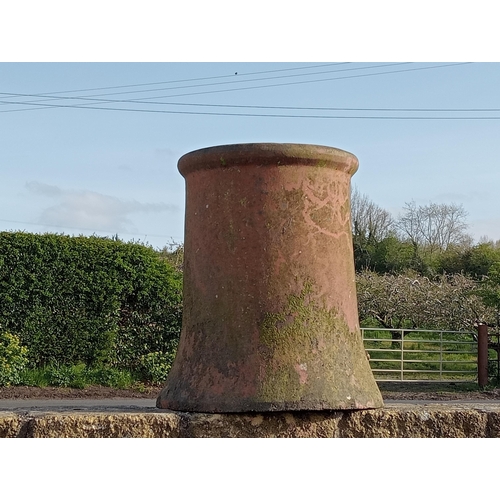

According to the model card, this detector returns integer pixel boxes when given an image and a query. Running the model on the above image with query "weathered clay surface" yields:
[2,404,500,437]
[158,143,382,412]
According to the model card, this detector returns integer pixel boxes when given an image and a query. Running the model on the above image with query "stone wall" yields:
[1,403,499,438]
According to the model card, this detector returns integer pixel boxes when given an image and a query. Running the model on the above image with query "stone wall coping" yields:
[2,402,500,438]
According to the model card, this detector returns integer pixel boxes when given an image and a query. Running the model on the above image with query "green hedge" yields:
[0,331,29,386]
[0,232,182,369]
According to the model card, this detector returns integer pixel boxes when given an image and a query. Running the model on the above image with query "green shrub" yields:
[46,362,87,388]
[17,363,138,389]
[0,331,29,386]
[488,357,499,382]
[89,366,135,388]
[137,349,176,384]
[0,232,182,368]
[17,366,50,387]
[111,244,182,371]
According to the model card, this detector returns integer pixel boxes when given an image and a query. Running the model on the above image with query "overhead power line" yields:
[123,62,473,101]
[0,62,408,108]
[54,62,410,99]
[2,97,499,119]
[8,97,500,113]
[82,102,500,112]
[0,62,484,118]
[0,62,352,97]
[0,63,472,115]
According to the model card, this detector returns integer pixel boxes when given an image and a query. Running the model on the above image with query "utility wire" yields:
[0,63,474,119]
[82,102,500,112]
[122,63,412,101]
[9,98,499,113]
[0,62,407,107]
[123,62,473,101]
[2,97,499,118]
[0,62,352,97]
[5,98,500,115]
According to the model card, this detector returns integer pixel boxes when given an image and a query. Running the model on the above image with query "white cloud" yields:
[26,181,178,233]
[26,182,63,197]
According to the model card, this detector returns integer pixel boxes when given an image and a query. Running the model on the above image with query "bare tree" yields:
[351,186,394,243]
[396,201,470,255]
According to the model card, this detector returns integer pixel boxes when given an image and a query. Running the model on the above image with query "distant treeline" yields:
[351,188,500,278]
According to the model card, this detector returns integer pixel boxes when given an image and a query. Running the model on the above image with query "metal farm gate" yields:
[361,328,478,382]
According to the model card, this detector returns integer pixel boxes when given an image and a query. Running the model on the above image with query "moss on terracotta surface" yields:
[258,281,382,408]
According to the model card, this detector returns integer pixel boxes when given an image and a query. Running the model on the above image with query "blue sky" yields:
[1,2,499,251]
[2,61,499,249]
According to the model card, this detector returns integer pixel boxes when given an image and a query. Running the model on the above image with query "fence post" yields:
[477,323,489,388]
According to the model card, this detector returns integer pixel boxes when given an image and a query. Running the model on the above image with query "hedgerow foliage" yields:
[0,330,29,386]
[0,232,182,369]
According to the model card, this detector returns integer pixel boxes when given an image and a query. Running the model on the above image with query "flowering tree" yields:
[356,270,494,333]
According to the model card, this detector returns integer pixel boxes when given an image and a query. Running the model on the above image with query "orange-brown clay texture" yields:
[157,143,383,412]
